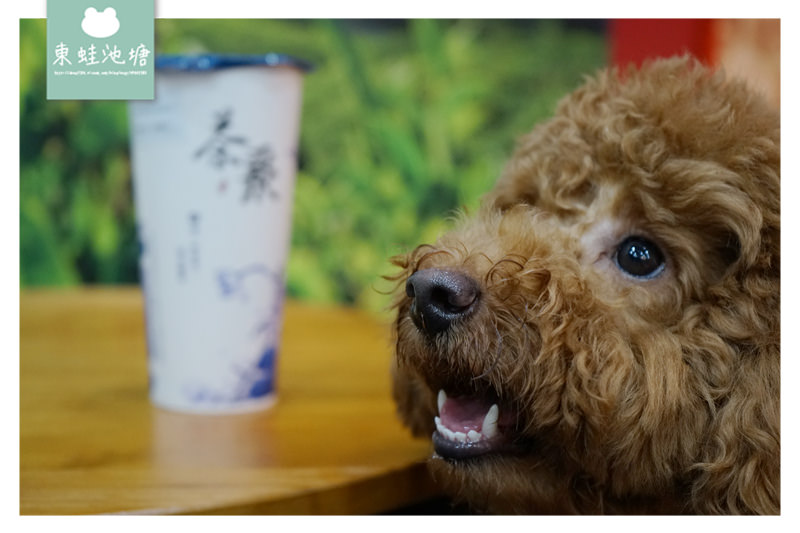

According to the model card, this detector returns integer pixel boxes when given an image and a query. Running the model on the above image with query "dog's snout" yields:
[405,268,479,335]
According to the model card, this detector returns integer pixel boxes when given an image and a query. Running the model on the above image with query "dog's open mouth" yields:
[432,389,519,460]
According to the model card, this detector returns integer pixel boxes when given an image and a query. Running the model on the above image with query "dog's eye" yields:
[615,236,665,279]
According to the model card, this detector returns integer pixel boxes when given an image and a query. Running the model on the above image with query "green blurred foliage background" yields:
[20,19,607,313]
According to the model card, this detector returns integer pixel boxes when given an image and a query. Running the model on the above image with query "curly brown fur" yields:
[389,57,779,514]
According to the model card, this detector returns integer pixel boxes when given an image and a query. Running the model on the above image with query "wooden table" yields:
[20,288,440,515]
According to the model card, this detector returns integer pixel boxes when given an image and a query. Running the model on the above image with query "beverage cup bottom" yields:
[149,392,277,415]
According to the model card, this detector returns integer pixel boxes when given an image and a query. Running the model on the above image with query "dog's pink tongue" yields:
[440,396,492,433]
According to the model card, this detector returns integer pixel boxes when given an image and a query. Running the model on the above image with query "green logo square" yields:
[47,1,154,100]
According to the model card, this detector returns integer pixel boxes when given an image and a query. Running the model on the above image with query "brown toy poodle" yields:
[390,56,780,514]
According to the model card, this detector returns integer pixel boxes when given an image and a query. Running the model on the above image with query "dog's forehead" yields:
[494,70,778,223]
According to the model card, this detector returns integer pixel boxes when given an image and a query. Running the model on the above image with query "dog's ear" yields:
[690,343,780,514]
[486,171,539,212]
[690,156,780,515]
[391,359,436,437]
[694,243,780,514]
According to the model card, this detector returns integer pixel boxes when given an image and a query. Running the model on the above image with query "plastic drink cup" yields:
[128,54,310,414]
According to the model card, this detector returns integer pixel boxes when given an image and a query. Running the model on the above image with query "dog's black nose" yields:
[405,268,479,335]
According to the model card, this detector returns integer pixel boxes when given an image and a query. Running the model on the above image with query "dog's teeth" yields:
[434,397,499,444]
[434,416,455,441]
[482,419,497,439]
[484,404,499,425]
[481,404,499,439]
[437,422,456,441]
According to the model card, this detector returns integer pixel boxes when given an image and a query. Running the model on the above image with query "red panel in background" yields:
[609,19,715,69]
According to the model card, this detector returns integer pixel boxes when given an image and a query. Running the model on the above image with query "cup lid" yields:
[155,53,313,73]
